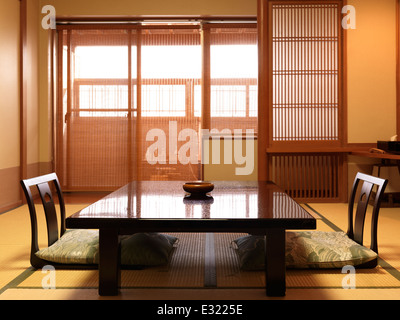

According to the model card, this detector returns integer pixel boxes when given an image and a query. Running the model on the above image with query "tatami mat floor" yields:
[1,195,400,301]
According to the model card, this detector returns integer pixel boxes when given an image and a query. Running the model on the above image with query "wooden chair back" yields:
[347,172,388,254]
[20,173,66,268]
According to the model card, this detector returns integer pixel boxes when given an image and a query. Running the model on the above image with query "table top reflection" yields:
[67,181,315,232]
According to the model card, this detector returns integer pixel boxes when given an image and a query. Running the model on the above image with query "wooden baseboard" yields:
[0,162,53,214]
[0,166,21,213]
[0,200,23,215]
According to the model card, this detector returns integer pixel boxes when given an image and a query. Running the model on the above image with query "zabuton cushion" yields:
[35,230,178,266]
[120,233,178,267]
[285,231,377,269]
[232,231,378,270]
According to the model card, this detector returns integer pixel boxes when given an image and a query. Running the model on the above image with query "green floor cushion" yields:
[232,231,378,270]
[231,235,265,271]
[35,229,99,264]
[120,233,178,267]
[35,230,178,266]
[285,231,377,269]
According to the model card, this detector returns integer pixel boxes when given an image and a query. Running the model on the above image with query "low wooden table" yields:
[66,181,316,296]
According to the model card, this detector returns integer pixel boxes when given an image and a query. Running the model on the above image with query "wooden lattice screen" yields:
[265,1,345,202]
[271,2,340,142]
[270,153,344,202]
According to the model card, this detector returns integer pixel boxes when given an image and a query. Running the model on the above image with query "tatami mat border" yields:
[2,204,400,295]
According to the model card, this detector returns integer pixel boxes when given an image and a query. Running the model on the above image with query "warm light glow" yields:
[72,44,258,118]
[75,44,257,79]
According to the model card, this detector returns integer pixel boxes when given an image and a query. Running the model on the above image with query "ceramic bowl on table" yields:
[183,182,214,199]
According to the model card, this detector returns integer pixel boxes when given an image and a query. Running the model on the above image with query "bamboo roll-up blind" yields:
[208,26,258,133]
[271,2,340,142]
[56,23,258,190]
[57,28,138,190]
[57,27,203,190]
[140,27,201,181]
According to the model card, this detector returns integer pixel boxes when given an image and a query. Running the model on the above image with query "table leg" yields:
[265,229,286,296]
[99,228,120,296]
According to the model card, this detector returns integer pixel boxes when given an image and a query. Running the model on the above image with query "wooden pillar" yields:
[19,0,27,182]
[257,0,269,180]
[201,24,211,180]
[201,24,211,132]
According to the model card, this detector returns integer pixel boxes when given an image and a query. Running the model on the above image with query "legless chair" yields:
[285,172,388,269]
[20,173,98,269]
[21,173,178,269]
[233,172,388,270]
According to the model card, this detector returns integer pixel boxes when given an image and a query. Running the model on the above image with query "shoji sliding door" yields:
[271,3,341,143]
[260,1,346,202]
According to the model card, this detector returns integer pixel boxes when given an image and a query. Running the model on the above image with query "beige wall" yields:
[346,0,398,188]
[203,138,258,181]
[0,0,40,170]
[347,0,397,143]
[0,0,41,211]
[0,0,20,169]
[0,0,21,211]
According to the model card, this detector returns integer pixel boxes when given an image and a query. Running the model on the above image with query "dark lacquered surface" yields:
[66,181,316,231]
[66,180,315,297]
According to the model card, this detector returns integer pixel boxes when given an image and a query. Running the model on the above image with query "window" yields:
[209,27,258,132]
[142,85,186,117]
[141,44,201,117]
[56,22,257,190]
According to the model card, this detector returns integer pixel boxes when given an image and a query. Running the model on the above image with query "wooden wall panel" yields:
[270,153,345,202]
